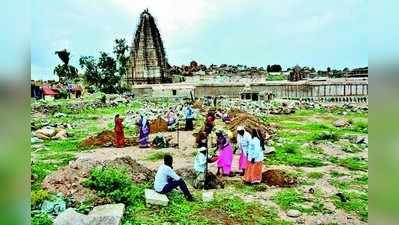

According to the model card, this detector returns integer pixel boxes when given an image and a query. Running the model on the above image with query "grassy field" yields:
[31,97,368,224]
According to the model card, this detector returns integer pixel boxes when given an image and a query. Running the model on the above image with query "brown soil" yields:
[261,169,297,187]
[227,113,277,140]
[198,208,242,225]
[42,156,154,203]
[150,118,169,133]
[80,130,137,148]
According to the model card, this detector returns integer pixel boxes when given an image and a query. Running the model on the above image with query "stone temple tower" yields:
[126,9,169,85]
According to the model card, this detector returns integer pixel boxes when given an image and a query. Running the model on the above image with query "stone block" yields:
[88,203,125,225]
[145,189,169,206]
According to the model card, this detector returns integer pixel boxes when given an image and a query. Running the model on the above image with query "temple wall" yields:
[132,78,368,100]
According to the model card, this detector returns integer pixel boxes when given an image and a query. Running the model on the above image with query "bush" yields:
[31,190,50,209]
[31,213,53,225]
[314,131,339,141]
[82,166,145,206]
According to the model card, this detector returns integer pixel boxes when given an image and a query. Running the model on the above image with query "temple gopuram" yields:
[125,9,170,85]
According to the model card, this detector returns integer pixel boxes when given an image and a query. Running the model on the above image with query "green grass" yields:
[330,157,368,171]
[332,191,368,222]
[330,170,347,177]
[233,182,268,194]
[145,151,171,161]
[265,143,324,167]
[306,172,324,179]
[273,189,305,211]
[124,193,291,225]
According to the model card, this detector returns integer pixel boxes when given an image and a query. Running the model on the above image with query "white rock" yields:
[31,137,43,143]
[265,146,275,154]
[54,129,68,140]
[54,204,125,225]
[54,208,89,225]
[145,189,169,206]
[286,209,302,218]
[202,191,214,202]
[88,203,125,225]
[333,119,349,127]
[35,127,56,137]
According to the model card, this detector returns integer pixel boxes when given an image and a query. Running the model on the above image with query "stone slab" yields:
[145,189,169,206]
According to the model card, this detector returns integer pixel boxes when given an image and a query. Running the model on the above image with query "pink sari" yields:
[239,152,247,171]
[217,143,233,175]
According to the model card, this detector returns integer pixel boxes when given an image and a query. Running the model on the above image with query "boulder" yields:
[355,135,368,144]
[54,208,88,225]
[35,127,56,137]
[333,119,349,127]
[34,132,50,140]
[54,129,68,140]
[54,204,125,225]
[145,189,169,206]
[31,137,43,143]
[88,203,125,225]
[286,209,302,218]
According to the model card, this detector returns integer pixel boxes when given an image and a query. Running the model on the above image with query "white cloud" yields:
[111,0,243,45]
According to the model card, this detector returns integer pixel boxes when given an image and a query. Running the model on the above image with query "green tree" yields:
[113,38,129,77]
[79,56,100,86]
[53,49,79,83]
[97,52,118,93]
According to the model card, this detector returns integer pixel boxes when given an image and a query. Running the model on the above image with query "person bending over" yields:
[154,155,194,201]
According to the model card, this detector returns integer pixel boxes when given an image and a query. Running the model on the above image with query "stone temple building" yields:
[125,9,169,85]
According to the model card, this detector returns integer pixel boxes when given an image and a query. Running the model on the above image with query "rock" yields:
[88,203,125,225]
[35,127,56,137]
[54,204,124,225]
[54,129,68,140]
[264,146,275,154]
[202,191,214,202]
[286,209,302,218]
[31,137,43,143]
[54,112,66,117]
[355,135,368,144]
[333,119,349,127]
[315,220,323,225]
[54,208,88,225]
[145,189,169,206]
[34,132,50,140]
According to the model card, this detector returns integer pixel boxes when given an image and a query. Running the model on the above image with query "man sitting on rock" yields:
[154,154,194,201]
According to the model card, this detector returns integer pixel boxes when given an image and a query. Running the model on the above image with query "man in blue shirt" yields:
[154,155,194,201]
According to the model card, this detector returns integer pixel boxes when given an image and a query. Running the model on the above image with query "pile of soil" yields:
[150,118,169,133]
[227,108,244,118]
[227,113,277,140]
[261,169,297,187]
[80,130,137,148]
[42,156,155,204]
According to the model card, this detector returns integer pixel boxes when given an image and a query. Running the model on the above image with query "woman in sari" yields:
[243,128,264,184]
[215,130,233,177]
[166,108,176,130]
[204,112,215,135]
[114,114,125,148]
[137,113,150,148]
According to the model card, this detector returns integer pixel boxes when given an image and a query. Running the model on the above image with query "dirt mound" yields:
[261,169,297,187]
[80,130,114,147]
[227,108,244,118]
[150,118,169,133]
[227,113,276,140]
[80,130,137,148]
[42,156,155,203]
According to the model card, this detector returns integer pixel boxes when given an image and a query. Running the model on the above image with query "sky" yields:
[31,0,369,80]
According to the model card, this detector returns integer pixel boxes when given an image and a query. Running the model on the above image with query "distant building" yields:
[345,67,368,78]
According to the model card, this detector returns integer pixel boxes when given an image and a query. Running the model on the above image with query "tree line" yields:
[53,39,130,94]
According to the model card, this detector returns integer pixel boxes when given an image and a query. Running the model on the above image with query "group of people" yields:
[113,105,196,148]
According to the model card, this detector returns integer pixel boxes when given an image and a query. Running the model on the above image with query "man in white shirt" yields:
[154,154,194,201]
[236,126,251,176]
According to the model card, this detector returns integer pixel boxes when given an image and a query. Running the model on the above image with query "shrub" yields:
[31,213,53,225]
[31,190,50,209]
[82,166,145,206]
[314,131,339,141]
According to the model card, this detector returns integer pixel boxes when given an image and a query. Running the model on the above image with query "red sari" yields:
[114,117,125,147]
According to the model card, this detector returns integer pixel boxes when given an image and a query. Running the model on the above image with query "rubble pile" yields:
[42,156,154,203]
[261,169,297,187]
